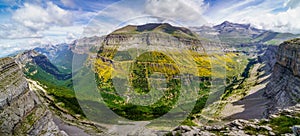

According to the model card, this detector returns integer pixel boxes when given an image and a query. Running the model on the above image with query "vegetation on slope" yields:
[94,43,247,122]
[24,63,85,117]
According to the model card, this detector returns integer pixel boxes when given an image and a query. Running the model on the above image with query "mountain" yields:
[34,43,74,70]
[1,22,300,135]
[0,57,65,135]
[213,21,265,38]
[254,31,300,45]
[265,38,300,112]
[112,23,198,39]
[99,23,232,56]
[16,50,71,80]
[190,21,300,45]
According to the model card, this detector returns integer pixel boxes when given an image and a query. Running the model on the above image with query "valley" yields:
[1,22,300,136]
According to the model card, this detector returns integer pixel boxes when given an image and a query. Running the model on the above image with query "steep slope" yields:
[265,38,300,111]
[34,43,74,70]
[18,50,84,118]
[0,57,65,135]
[258,45,278,75]
[89,23,246,125]
[17,50,71,80]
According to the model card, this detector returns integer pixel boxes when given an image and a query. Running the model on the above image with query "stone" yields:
[0,57,66,135]
[269,131,276,136]
[292,125,300,136]
[265,38,300,113]
[227,130,248,136]
[199,130,216,136]
[259,126,272,131]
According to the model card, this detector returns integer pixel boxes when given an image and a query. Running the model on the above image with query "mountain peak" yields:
[215,21,251,29]
[111,23,198,39]
[221,21,232,25]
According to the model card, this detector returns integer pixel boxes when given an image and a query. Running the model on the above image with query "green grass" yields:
[243,126,269,135]
[181,119,198,126]
[269,115,300,135]
[24,63,85,117]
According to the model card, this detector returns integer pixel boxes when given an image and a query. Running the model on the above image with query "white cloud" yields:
[284,0,300,9]
[0,38,42,57]
[81,0,210,37]
[144,0,208,26]
[0,22,45,39]
[12,2,73,32]
[205,0,300,33]
[0,1,81,57]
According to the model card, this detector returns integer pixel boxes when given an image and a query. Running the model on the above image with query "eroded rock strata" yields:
[0,57,66,135]
[265,38,300,112]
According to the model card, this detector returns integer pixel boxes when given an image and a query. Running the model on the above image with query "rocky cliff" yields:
[0,57,66,135]
[73,23,227,56]
[258,45,278,75]
[265,38,300,111]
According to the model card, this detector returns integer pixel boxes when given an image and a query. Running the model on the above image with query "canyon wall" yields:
[265,38,300,111]
[0,57,66,135]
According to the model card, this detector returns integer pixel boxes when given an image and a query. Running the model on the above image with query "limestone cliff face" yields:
[0,57,66,135]
[258,46,278,74]
[74,24,227,56]
[265,38,300,111]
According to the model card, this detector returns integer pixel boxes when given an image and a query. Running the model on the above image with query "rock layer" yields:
[0,57,66,135]
[265,38,300,111]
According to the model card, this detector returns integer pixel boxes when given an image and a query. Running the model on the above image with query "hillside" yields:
[91,23,248,128]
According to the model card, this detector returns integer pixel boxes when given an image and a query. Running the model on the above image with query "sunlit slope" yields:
[93,23,248,122]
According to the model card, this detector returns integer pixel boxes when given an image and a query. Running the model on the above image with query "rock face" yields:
[265,38,300,111]
[258,45,278,74]
[100,23,228,55]
[103,32,205,52]
[73,23,227,57]
[0,57,66,135]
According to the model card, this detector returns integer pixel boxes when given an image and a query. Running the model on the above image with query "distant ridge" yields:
[112,23,198,39]
[190,21,300,45]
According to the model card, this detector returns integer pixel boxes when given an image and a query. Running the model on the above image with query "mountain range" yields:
[190,21,300,45]
[0,21,300,136]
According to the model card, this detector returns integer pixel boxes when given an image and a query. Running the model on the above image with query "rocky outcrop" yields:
[258,45,278,74]
[168,119,275,136]
[74,24,227,56]
[103,32,205,52]
[0,57,66,135]
[265,38,300,112]
[168,104,300,136]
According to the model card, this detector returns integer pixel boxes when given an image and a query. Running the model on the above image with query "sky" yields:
[0,0,300,57]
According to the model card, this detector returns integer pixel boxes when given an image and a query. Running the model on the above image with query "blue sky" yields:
[0,0,300,57]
